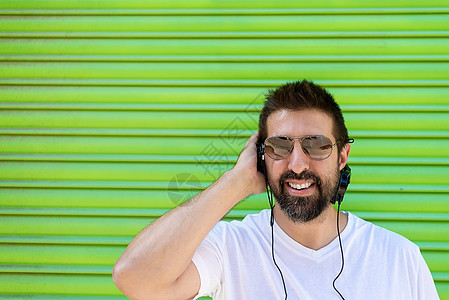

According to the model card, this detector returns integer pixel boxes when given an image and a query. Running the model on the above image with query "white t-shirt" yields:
[192,209,439,299]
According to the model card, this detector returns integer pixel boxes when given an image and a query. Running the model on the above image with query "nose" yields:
[287,140,310,174]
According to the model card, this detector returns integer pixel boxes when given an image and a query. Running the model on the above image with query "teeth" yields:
[288,182,312,190]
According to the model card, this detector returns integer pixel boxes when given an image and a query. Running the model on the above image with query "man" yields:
[113,80,439,299]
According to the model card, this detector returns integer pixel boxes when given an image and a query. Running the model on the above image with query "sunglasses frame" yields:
[263,135,339,161]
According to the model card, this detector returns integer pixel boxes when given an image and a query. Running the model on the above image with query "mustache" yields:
[279,170,322,187]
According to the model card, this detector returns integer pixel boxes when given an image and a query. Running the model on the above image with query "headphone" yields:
[256,142,351,300]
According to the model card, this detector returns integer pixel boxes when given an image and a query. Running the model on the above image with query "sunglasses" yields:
[263,135,343,161]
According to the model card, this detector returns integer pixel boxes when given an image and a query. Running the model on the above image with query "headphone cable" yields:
[332,201,345,300]
[267,188,288,300]
[263,161,288,300]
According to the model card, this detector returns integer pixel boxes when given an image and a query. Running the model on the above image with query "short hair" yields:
[258,80,349,153]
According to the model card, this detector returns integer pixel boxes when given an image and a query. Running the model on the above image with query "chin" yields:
[277,193,331,223]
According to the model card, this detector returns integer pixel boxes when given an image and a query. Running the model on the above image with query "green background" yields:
[0,0,448,299]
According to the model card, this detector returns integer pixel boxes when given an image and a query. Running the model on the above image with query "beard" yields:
[268,167,340,223]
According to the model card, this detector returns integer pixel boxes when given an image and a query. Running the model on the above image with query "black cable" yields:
[267,188,288,300]
[332,201,345,300]
[262,161,288,300]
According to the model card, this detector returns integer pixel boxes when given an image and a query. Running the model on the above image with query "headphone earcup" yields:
[332,165,351,204]
[256,144,266,175]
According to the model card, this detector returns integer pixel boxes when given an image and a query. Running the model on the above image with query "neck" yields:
[273,204,348,250]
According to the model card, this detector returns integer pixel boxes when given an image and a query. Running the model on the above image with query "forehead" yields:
[266,109,334,139]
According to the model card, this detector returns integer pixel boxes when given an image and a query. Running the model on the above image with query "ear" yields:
[339,143,351,171]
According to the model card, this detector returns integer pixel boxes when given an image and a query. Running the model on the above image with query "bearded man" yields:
[113,80,439,300]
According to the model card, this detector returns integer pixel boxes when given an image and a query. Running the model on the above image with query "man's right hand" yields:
[230,131,267,198]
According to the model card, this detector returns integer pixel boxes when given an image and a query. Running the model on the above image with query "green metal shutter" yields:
[0,0,448,299]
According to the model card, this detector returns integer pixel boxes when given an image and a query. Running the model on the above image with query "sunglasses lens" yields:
[301,135,334,160]
[264,136,293,160]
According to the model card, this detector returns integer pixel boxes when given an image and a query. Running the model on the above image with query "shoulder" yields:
[347,212,421,255]
[344,213,438,298]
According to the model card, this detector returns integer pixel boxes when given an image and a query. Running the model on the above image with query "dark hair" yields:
[258,80,349,153]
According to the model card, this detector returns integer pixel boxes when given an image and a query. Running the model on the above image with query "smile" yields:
[287,182,313,191]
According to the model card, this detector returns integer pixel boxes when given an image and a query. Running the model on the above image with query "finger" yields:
[245,131,259,147]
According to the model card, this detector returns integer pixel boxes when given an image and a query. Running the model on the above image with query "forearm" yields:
[113,168,251,292]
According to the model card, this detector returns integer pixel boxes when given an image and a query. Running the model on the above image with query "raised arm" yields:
[112,132,265,300]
